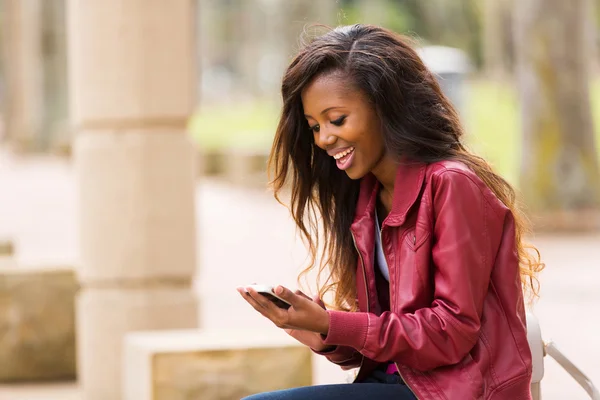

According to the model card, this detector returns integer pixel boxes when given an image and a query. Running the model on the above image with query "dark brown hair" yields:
[269,24,543,310]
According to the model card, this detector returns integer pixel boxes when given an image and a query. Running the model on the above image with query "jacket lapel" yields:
[386,160,427,227]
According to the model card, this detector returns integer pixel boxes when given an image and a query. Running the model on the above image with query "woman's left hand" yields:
[236,285,330,335]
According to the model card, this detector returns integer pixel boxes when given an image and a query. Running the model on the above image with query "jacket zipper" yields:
[379,226,419,399]
[350,231,367,381]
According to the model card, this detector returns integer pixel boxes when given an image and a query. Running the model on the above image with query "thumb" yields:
[274,285,302,307]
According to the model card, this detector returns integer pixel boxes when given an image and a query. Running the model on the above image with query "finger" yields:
[236,287,258,300]
[294,289,312,301]
[245,288,293,328]
[237,287,271,315]
[236,287,249,299]
[245,287,285,315]
[274,285,305,308]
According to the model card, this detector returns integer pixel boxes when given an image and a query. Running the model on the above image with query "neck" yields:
[371,154,397,198]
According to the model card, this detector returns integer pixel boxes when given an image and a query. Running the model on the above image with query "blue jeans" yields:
[242,369,417,400]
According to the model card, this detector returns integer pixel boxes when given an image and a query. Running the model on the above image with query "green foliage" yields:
[464,80,520,185]
[381,1,418,35]
[590,79,600,160]
[187,101,280,151]
[336,1,361,26]
[388,0,484,67]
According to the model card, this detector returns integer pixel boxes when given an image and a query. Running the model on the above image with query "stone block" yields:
[74,131,197,283]
[196,150,226,177]
[123,329,312,400]
[77,287,197,400]
[0,267,77,382]
[0,241,14,257]
[196,148,270,187]
[67,1,195,124]
[222,148,269,187]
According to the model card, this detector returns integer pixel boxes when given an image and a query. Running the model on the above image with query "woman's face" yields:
[301,72,387,180]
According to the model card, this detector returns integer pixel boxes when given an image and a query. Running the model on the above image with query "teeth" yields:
[333,147,354,160]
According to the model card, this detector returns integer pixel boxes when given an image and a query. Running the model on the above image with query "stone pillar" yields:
[1,0,44,150]
[66,2,199,399]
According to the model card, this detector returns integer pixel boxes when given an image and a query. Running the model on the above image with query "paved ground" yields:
[0,152,598,399]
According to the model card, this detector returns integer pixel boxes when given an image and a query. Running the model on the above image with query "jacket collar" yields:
[352,159,427,229]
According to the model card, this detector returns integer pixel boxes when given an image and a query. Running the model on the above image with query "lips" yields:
[333,147,355,160]
[333,147,356,171]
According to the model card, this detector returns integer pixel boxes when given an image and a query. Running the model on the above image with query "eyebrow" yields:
[304,106,345,119]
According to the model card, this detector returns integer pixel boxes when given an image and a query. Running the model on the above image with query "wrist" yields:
[313,344,336,353]
[311,334,335,352]
[318,309,330,335]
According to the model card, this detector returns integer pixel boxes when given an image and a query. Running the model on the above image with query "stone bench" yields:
[0,240,14,257]
[0,266,78,382]
[197,148,270,188]
[123,329,312,400]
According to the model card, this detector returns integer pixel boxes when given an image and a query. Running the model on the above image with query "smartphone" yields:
[245,284,292,310]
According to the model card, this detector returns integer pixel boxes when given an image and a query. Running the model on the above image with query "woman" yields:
[237,24,543,400]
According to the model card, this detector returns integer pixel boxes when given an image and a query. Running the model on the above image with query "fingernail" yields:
[275,286,283,295]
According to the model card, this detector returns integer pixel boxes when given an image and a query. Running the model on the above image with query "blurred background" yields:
[0,0,598,399]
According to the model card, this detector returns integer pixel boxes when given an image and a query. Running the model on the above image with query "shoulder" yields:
[427,160,478,181]
[425,160,509,219]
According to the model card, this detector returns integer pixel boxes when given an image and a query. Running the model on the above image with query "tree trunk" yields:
[1,0,44,151]
[515,0,600,231]
[482,0,513,78]
[41,0,69,153]
[359,0,388,27]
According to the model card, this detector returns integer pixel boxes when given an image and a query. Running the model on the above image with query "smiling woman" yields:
[302,72,392,178]
[238,24,544,400]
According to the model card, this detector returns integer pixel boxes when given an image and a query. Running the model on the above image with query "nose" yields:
[314,127,337,149]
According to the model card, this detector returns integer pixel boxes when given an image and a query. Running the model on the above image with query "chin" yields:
[344,167,366,180]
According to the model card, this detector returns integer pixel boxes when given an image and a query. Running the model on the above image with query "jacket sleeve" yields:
[321,169,506,372]
[308,295,365,370]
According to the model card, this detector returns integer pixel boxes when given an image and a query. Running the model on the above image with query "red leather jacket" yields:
[316,160,533,399]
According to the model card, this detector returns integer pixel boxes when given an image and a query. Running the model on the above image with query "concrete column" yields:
[66,1,199,399]
[1,0,44,150]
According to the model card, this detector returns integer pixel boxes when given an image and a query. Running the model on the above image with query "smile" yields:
[332,147,356,171]
[333,147,355,160]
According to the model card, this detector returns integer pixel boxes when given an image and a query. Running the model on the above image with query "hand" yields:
[281,291,333,352]
[236,285,330,337]
[284,327,332,352]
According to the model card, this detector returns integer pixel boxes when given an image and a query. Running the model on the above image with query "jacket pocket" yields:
[404,227,430,251]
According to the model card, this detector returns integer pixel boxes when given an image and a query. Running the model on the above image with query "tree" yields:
[482,0,513,78]
[515,0,600,231]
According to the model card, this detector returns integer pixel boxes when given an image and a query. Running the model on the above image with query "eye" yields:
[309,123,320,133]
[331,116,346,126]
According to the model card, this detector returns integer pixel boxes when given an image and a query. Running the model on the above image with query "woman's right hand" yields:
[284,290,333,352]
[284,328,331,351]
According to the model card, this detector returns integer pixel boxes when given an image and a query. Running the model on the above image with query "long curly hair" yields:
[268,24,544,311]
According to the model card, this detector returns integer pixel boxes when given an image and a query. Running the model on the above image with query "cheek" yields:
[359,132,385,160]
[372,129,387,155]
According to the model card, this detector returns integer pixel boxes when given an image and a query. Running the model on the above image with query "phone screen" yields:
[259,291,292,309]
